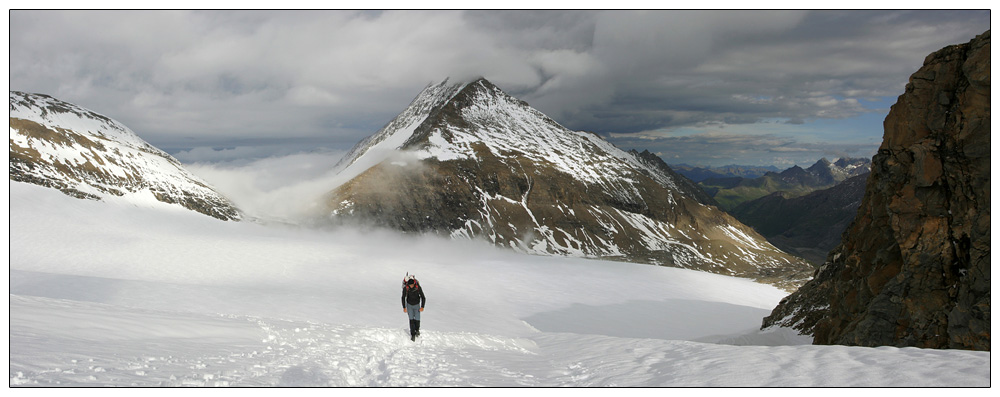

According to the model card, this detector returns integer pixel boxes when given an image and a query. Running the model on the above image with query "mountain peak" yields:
[416,76,494,102]
[335,75,563,169]
[324,79,812,290]
[433,76,527,114]
[436,75,490,88]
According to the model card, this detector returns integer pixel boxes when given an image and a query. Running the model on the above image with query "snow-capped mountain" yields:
[325,78,812,290]
[9,91,242,221]
[804,157,871,185]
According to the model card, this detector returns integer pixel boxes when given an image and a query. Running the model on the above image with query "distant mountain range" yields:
[671,164,781,182]
[696,157,872,210]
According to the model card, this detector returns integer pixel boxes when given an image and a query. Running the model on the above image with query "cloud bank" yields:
[9,10,990,166]
[183,149,347,221]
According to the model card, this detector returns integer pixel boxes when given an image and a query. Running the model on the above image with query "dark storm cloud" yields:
[530,10,989,134]
[8,9,990,164]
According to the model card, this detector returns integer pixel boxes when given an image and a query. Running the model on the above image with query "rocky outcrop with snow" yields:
[324,78,812,290]
[762,31,990,350]
[9,91,242,221]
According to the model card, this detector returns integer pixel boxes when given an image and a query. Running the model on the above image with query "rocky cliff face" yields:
[762,31,990,350]
[325,78,813,290]
[9,91,242,221]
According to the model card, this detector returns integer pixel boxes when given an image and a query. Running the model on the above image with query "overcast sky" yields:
[9,9,991,168]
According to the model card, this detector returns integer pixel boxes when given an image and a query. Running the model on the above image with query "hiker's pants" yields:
[406,302,421,321]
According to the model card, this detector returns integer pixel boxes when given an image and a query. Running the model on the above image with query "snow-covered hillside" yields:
[324,78,813,290]
[8,181,990,387]
[334,78,686,209]
[9,91,241,221]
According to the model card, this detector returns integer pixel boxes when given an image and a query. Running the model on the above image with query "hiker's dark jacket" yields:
[402,284,426,308]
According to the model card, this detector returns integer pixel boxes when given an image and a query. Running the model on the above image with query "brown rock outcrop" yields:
[762,31,990,350]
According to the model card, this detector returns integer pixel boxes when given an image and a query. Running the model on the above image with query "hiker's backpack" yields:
[403,274,420,291]
[403,274,422,305]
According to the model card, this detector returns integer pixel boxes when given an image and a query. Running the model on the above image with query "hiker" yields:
[402,276,426,341]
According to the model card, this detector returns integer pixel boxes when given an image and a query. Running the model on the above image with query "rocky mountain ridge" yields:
[731,172,869,264]
[324,78,813,290]
[9,91,242,221]
[762,31,990,350]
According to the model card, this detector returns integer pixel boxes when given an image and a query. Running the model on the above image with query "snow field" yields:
[11,294,990,387]
[7,181,992,387]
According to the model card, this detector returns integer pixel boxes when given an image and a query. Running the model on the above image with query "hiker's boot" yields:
[415,320,420,337]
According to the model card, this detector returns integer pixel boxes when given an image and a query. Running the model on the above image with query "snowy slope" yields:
[410,79,681,192]
[9,180,991,387]
[337,78,680,201]
[9,91,241,220]
[332,79,467,182]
